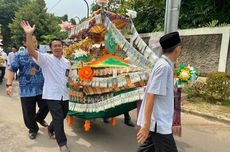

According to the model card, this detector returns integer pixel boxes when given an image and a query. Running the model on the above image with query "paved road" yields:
[0,81,229,152]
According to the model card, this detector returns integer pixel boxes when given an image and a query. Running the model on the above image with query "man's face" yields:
[50,40,63,58]
[12,47,17,52]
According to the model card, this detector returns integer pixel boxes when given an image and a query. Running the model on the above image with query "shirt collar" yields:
[52,54,64,61]
[162,55,174,68]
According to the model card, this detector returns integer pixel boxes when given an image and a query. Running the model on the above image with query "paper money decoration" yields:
[107,31,116,54]
[69,87,145,112]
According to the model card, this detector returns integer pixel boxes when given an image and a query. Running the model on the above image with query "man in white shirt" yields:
[0,45,7,83]
[21,20,71,152]
[7,45,18,67]
[137,32,182,152]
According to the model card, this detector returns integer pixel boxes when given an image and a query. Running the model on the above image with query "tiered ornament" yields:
[65,8,159,131]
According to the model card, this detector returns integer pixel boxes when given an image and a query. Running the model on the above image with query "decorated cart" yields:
[63,2,161,131]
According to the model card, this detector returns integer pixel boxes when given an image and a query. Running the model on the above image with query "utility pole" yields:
[83,0,89,18]
[164,0,182,34]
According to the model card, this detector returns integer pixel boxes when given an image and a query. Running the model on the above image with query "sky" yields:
[44,0,95,21]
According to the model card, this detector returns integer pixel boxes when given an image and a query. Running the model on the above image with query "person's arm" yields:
[137,93,154,144]
[137,65,169,144]
[20,20,38,60]
[144,93,155,128]
[6,53,20,96]
[6,70,15,96]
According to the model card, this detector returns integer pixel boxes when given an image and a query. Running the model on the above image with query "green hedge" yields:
[205,72,230,103]
[185,80,206,99]
[185,72,230,104]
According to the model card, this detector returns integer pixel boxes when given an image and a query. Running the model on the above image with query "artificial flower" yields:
[78,66,94,82]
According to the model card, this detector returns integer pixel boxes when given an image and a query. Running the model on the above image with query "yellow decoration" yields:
[63,38,93,60]
[178,70,190,81]
[0,56,5,65]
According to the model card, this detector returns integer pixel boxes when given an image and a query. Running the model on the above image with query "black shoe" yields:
[124,119,135,127]
[103,118,110,123]
[37,120,48,127]
[29,132,37,140]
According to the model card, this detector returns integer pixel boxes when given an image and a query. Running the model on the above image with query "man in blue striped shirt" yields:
[6,36,49,140]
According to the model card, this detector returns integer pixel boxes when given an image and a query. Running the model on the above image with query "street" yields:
[0,81,230,152]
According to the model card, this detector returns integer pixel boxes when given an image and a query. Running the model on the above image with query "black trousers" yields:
[0,67,6,82]
[124,112,131,121]
[137,131,178,152]
[46,99,69,147]
[21,95,49,133]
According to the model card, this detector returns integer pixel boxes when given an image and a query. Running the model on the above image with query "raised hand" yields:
[20,20,35,34]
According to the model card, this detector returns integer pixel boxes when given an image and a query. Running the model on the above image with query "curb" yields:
[182,108,230,125]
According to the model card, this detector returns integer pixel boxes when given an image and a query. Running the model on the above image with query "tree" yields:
[9,0,67,45]
[132,0,165,32]
[70,18,77,25]
[0,0,31,48]
[58,14,68,22]
[179,0,214,28]
[92,0,230,32]
[179,0,230,28]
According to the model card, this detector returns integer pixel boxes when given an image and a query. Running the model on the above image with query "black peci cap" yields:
[159,32,181,53]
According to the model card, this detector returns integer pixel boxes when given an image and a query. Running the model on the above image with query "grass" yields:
[182,76,230,120]
[222,101,230,107]
[220,101,230,114]
[182,96,230,120]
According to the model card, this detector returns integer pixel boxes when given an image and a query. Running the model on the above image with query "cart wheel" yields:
[84,120,91,131]
[67,116,73,126]
[111,117,116,126]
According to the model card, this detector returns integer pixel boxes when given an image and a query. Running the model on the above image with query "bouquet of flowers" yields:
[175,64,198,87]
